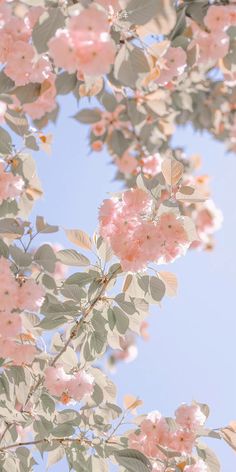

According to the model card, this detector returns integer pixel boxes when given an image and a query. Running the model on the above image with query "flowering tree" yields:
[0,0,235,470]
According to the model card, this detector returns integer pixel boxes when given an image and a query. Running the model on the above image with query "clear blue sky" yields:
[32,95,236,470]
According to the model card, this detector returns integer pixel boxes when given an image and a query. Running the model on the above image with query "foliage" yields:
[0,0,235,470]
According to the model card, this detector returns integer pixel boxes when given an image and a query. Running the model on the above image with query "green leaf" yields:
[0,127,12,154]
[113,307,129,334]
[73,108,101,124]
[42,274,57,290]
[114,449,152,472]
[108,307,116,330]
[125,0,167,24]
[65,272,94,287]
[56,72,77,95]
[38,315,68,330]
[149,276,166,302]
[52,424,75,437]
[0,218,24,237]
[32,8,65,53]
[57,249,90,267]
[13,83,41,104]
[0,70,15,94]
[114,44,150,88]
[61,284,85,301]
[0,239,9,258]
[115,294,136,315]
[34,244,57,273]
[91,331,107,354]
[9,246,32,267]
[36,216,59,234]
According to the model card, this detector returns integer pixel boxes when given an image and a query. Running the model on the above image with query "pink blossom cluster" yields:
[0,257,45,365]
[116,151,162,177]
[0,4,57,119]
[128,403,206,462]
[99,188,190,271]
[0,5,47,85]
[189,5,236,66]
[0,162,23,204]
[44,365,94,404]
[48,6,116,77]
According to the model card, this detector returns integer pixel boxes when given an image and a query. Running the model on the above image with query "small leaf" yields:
[124,395,143,412]
[64,229,92,251]
[36,216,59,233]
[34,244,56,273]
[113,307,129,334]
[149,276,166,302]
[114,448,152,472]
[73,109,101,124]
[57,249,90,267]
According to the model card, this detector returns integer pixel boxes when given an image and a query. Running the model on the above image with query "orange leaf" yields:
[161,158,184,186]
[64,229,92,251]
[158,271,178,297]
[124,394,143,413]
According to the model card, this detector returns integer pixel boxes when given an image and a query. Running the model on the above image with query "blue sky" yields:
[33,95,236,470]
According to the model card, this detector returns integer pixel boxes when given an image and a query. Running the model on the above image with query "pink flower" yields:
[99,190,190,271]
[0,312,22,337]
[0,3,11,27]
[5,41,35,86]
[0,257,19,312]
[195,201,223,236]
[11,343,37,365]
[194,31,229,64]
[156,47,187,85]
[48,30,78,73]
[44,366,94,403]
[169,429,195,453]
[0,339,37,365]
[140,154,161,176]
[92,121,106,137]
[44,366,74,397]
[69,7,110,34]
[30,56,51,83]
[4,17,31,42]
[116,151,138,174]
[74,33,116,76]
[175,404,206,431]
[204,5,234,32]
[122,188,151,213]
[0,30,13,63]
[17,279,45,312]
[69,7,115,76]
